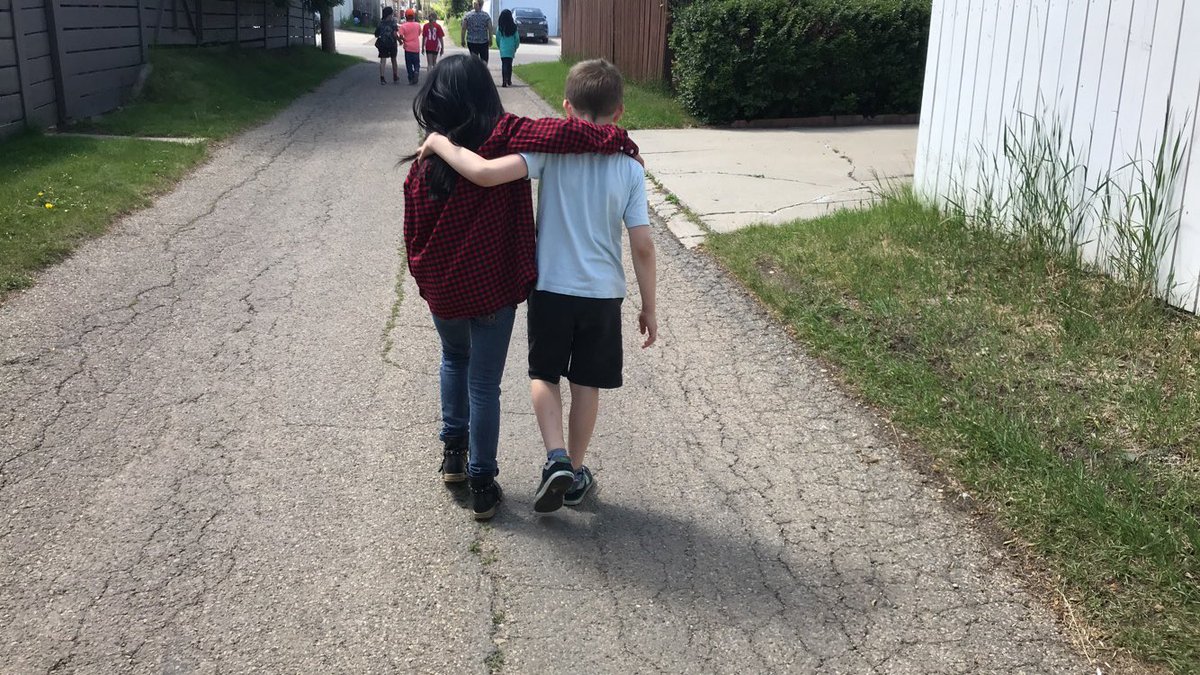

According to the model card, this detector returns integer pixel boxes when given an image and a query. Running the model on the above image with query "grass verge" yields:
[513,60,697,130]
[1,45,357,295]
[0,134,205,291]
[444,15,462,47]
[707,190,1199,672]
[80,45,360,139]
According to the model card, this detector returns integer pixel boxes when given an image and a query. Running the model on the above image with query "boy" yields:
[374,7,399,85]
[416,59,657,513]
[398,8,422,84]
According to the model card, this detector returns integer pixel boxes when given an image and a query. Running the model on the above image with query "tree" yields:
[309,0,343,53]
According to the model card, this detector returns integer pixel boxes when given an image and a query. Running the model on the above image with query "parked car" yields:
[513,7,549,43]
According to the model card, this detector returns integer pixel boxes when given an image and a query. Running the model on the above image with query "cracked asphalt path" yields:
[1,62,1085,673]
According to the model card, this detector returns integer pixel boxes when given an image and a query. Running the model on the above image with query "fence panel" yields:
[561,0,666,82]
[915,0,1200,313]
[1,0,314,137]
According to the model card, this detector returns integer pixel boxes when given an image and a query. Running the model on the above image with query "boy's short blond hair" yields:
[565,59,624,118]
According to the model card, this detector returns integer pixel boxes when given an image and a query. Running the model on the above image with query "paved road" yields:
[0,61,1087,673]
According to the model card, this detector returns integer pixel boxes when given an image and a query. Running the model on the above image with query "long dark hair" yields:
[498,9,516,36]
[408,54,504,199]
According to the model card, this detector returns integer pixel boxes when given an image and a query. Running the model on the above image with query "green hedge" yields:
[670,0,931,123]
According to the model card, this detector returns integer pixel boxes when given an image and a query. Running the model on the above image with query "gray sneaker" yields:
[563,466,594,506]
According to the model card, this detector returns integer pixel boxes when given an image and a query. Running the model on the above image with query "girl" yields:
[496,9,520,87]
[422,10,445,69]
[402,55,638,520]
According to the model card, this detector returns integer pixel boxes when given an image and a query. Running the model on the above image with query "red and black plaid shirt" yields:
[403,114,638,320]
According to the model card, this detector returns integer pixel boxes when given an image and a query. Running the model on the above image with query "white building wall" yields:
[914,0,1200,313]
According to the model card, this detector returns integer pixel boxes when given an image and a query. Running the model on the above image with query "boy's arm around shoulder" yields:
[500,115,639,157]
[417,133,529,187]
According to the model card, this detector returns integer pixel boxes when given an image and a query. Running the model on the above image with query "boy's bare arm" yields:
[417,132,529,187]
[628,226,657,349]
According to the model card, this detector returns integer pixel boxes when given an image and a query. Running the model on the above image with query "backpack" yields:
[375,19,397,50]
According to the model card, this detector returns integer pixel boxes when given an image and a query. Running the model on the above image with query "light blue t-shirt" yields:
[520,152,649,299]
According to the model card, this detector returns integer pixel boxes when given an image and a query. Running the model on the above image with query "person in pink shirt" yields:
[398,8,423,85]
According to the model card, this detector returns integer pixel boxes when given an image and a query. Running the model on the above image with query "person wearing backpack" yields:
[375,7,400,85]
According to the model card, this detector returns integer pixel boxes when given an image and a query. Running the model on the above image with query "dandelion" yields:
[37,192,44,197]
[44,203,54,209]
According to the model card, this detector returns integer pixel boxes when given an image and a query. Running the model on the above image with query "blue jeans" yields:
[431,305,516,479]
[405,51,420,81]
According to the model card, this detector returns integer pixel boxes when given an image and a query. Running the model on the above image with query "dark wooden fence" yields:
[560,0,668,83]
[0,0,315,138]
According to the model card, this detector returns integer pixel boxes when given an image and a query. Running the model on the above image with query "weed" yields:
[485,648,505,673]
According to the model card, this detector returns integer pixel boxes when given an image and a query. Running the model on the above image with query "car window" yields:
[515,10,544,18]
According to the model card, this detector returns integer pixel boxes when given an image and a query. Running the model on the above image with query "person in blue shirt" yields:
[496,9,520,87]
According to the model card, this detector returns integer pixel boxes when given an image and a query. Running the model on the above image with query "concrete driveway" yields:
[633,126,918,233]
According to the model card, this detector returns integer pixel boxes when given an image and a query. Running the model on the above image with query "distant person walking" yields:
[399,7,423,84]
[462,1,493,63]
[496,9,519,87]
[422,10,445,68]
[374,6,400,85]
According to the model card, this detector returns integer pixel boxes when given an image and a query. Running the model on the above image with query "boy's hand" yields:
[638,309,657,349]
[416,132,446,162]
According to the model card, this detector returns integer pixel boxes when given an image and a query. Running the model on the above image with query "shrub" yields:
[670,0,931,123]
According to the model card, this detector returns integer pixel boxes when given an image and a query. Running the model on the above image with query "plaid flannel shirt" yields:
[403,114,639,320]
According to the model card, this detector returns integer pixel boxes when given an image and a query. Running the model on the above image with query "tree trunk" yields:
[319,9,336,53]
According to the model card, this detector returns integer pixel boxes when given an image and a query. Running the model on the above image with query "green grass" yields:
[81,45,359,139]
[0,134,205,292]
[444,14,462,47]
[339,23,376,34]
[707,191,1200,672]
[513,60,697,130]
[1,44,356,295]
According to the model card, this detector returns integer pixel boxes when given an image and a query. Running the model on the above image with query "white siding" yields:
[915,0,1200,312]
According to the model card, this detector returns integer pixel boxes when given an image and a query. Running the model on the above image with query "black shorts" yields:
[377,44,398,58]
[527,290,623,389]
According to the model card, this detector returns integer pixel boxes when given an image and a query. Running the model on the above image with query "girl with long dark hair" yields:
[496,9,520,87]
[402,55,638,520]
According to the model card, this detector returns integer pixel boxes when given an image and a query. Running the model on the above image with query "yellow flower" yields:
[37,192,44,197]
[44,203,54,209]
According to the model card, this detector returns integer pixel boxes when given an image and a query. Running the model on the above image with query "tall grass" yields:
[947,106,1190,302]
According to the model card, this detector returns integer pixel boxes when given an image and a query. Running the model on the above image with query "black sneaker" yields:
[533,456,576,513]
[439,437,467,483]
[563,466,595,506]
[470,477,503,520]
[380,76,387,85]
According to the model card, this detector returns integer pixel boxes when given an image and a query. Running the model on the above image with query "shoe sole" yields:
[533,471,575,513]
[442,472,467,483]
